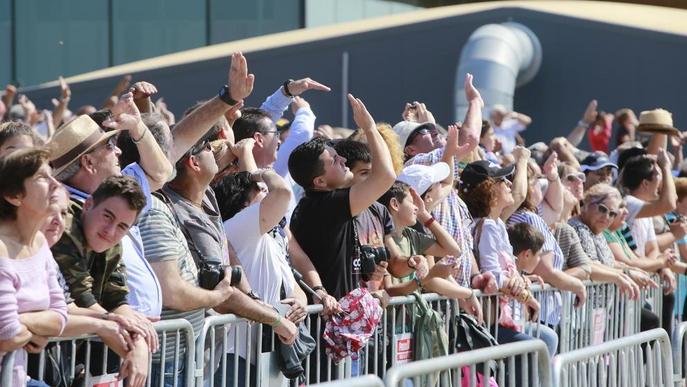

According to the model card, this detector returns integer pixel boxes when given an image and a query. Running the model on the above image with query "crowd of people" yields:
[0,51,686,387]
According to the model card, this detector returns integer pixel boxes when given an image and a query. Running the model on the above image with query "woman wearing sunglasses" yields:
[568,184,645,297]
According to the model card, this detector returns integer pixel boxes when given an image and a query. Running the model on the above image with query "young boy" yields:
[378,181,482,317]
[508,223,545,281]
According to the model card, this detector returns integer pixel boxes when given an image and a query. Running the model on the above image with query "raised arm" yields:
[260,77,330,123]
[541,152,564,226]
[170,52,254,163]
[501,146,530,220]
[103,92,173,192]
[411,188,460,257]
[567,100,597,147]
[274,97,316,177]
[129,81,157,114]
[635,150,677,219]
[51,76,71,128]
[460,73,483,154]
[348,94,396,216]
[256,170,292,234]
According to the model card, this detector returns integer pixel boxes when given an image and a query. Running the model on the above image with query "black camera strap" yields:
[152,190,215,265]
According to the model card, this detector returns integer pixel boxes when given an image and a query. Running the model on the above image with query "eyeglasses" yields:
[94,137,117,153]
[565,173,586,183]
[596,203,618,218]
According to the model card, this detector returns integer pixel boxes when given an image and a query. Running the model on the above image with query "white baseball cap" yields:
[398,162,450,196]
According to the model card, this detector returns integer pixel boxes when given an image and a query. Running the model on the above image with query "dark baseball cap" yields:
[460,160,515,192]
[580,152,618,172]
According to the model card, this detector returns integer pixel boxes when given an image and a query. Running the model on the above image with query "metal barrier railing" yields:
[384,339,552,387]
[672,321,687,384]
[0,350,16,386]
[552,328,673,387]
[5,278,675,386]
[311,374,384,386]
[26,318,194,387]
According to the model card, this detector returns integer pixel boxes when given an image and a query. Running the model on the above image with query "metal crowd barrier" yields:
[1,350,16,386]
[384,339,552,387]
[672,321,687,384]
[26,318,194,387]
[311,374,384,386]
[552,328,673,387]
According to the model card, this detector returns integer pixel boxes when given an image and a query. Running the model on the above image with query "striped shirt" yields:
[405,148,473,287]
[139,196,205,362]
[555,222,592,272]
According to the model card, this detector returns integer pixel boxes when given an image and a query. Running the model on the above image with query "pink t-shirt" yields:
[0,241,68,387]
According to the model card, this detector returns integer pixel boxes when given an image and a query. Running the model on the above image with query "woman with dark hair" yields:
[0,148,68,387]
[459,160,559,360]
[0,121,41,158]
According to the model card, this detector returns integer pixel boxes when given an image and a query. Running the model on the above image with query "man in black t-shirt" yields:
[289,94,406,301]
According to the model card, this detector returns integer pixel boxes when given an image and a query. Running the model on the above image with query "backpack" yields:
[412,292,449,387]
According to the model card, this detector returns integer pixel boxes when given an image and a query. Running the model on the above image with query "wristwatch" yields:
[218,85,239,106]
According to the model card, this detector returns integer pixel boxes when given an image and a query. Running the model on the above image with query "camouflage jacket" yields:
[51,200,129,311]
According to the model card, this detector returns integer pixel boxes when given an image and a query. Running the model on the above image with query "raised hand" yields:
[290,96,310,115]
[542,151,559,180]
[657,148,671,169]
[409,187,428,218]
[285,77,331,96]
[582,99,598,124]
[103,92,142,131]
[464,73,484,108]
[227,52,255,102]
[347,93,375,131]
[511,145,531,162]
[59,76,71,101]
[129,81,158,100]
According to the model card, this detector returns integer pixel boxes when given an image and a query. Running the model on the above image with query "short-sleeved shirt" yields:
[555,222,592,271]
[161,187,229,266]
[390,227,436,284]
[138,196,205,359]
[568,218,615,267]
[356,202,393,249]
[508,210,564,271]
[624,194,656,256]
[290,188,356,299]
[603,228,634,260]
[224,203,296,360]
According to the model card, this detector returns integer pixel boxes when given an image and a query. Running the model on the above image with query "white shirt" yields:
[223,203,295,360]
[624,194,656,256]
[493,118,526,155]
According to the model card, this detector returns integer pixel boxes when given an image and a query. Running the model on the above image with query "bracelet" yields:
[577,120,590,127]
[312,286,327,294]
[247,290,260,300]
[423,216,436,228]
[414,276,423,289]
[283,79,295,97]
[101,312,110,320]
[132,126,148,144]
[465,289,477,301]
[271,314,282,328]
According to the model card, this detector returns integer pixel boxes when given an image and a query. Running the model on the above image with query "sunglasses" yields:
[565,173,586,183]
[407,127,431,144]
[190,141,212,156]
[596,203,618,218]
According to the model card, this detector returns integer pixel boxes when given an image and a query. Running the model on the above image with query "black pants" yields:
[662,292,675,335]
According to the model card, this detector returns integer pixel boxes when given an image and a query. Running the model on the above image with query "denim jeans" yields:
[149,357,185,387]
[26,379,50,387]
[524,322,559,357]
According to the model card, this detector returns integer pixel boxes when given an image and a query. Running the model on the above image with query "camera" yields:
[198,262,243,290]
[359,245,390,275]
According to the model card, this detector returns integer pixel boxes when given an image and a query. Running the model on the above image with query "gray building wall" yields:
[25,7,687,146]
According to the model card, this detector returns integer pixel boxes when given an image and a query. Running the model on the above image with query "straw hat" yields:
[636,108,679,136]
[48,115,119,175]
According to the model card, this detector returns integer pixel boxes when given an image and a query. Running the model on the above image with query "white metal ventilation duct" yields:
[455,22,542,120]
